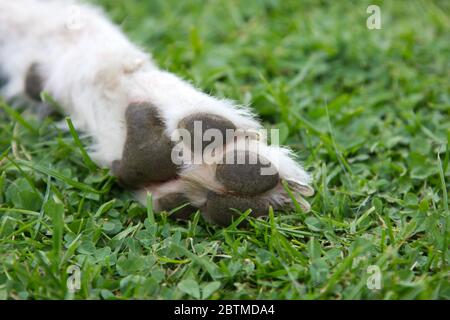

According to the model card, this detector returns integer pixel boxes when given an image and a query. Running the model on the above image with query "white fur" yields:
[0,0,312,211]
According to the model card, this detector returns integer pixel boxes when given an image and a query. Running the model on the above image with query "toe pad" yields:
[203,192,269,226]
[178,113,236,153]
[216,150,279,195]
[25,63,44,101]
[158,193,197,220]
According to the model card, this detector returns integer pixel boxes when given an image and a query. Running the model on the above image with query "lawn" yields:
[0,0,449,299]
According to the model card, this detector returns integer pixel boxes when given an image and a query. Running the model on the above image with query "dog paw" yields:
[178,145,313,226]
[116,102,313,226]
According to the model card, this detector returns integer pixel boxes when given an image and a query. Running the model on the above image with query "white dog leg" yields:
[0,0,313,225]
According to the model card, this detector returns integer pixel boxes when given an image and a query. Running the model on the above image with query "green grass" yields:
[0,0,449,299]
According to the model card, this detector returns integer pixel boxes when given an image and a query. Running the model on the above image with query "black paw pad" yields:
[178,113,236,153]
[216,151,279,196]
[113,102,179,188]
[203,192,269,226]
[25,63,44,101]
[158,193,198,220]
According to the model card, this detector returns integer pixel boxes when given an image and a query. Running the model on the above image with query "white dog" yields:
[0,0,313,225]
